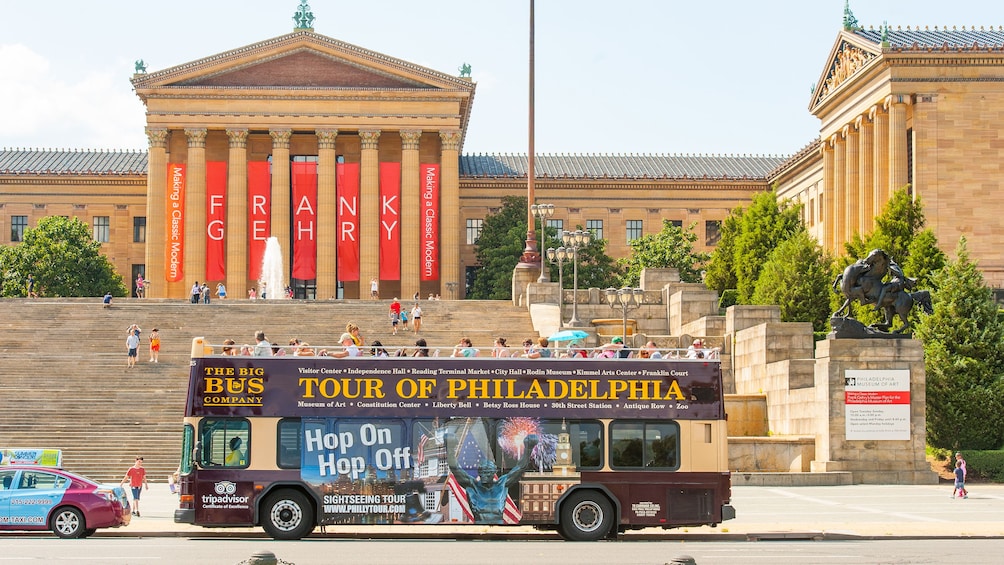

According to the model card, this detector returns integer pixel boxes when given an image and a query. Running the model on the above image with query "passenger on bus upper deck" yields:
[451,337,478,357]
[598,336,626,358]
[522,337,551,358]
[330,333,361,358]
[641,341,663,359]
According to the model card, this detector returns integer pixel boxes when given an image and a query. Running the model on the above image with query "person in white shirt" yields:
[331,333,361,358]
[411,303,423,333]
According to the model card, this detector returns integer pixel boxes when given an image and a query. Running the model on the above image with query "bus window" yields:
[610,421,680,470]
[277,418,301,469]
[179,424,194,474]
[198,418,250,468]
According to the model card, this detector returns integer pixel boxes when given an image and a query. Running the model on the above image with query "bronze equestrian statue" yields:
[831,249,927,334]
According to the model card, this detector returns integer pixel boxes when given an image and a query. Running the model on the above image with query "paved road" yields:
[99,482,1004,540]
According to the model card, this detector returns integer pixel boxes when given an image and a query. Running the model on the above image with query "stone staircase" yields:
[0,298,537,483]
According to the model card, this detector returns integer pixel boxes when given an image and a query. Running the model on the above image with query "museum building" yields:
[2,9,1004,299]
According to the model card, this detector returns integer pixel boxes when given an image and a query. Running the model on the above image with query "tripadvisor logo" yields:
[202,481,250,508]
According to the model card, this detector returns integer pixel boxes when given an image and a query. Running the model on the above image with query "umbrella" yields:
[547,329,589,342]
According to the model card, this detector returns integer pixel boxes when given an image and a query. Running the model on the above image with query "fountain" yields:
[259,236,288,300]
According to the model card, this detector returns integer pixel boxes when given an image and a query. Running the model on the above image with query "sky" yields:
[3,1,1004,157]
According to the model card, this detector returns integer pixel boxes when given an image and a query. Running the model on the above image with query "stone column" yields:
[872,105,890,213]
[144,128,169,298]
[269,129,293,272]
[400,130,422,301]
[225,128,249,298]
[822,140,835,252]
[858,114,875,235]
[439,130,462,298]
[833,132,846,251]
[184,128,208,288]
[887,95,911,196]
[316,129,339,300]
[359,129,381,297]
[843,124,859,244]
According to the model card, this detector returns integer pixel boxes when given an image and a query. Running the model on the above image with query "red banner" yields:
[379,162,401,279]
[292,161,318,280]
[166,163,186,283]
[420,164,440,281]
[337,163,360,281]
[247,162,271,281]
[205,161,227,282]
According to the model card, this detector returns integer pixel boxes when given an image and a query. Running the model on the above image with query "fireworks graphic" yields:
[497,417,557,470]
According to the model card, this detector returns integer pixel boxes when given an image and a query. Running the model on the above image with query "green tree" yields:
[844,187,927,262]
[704,213,740,294]
[752,230,834,332]
[569,234,621,291]
[468,196,529,300]
[617,219,709,286]
[724,189,802,303]
[0,216,126,297]
[914,237,1004,450]
[834,188,945,326]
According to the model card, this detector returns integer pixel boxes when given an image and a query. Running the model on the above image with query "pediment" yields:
[810,33,881,109]
[132,31,472,93]
[178,50,431,89]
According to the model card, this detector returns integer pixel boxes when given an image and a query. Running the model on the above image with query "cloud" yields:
[0,43,146,150]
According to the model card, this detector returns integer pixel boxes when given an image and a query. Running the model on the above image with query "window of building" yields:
[546,218,563,232]
[133,217,146,243]
[626,220,643,243]
[11,216,27,242]
[466,218,483,245]
[670,220,683,229]
[93,216,110,243]
[705,220,721,246]
[586,219,603,240]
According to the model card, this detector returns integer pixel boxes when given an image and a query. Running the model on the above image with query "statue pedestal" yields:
[512,262,542,307]
[811,339,937,484]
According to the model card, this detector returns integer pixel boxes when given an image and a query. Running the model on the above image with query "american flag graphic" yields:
[447,418,522,524]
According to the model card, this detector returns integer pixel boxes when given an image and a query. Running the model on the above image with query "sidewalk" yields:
[108,483,1004,540]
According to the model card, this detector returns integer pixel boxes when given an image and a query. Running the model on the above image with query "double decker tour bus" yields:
[174,338,734,540]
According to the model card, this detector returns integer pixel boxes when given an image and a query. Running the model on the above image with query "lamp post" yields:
[546,246,568,324]
[604,286,644,347]
[562,229,592,327]
[531,203,555,282]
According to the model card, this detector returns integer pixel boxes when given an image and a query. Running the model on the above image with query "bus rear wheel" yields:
[261,489,314,540]
[558,491,614,541]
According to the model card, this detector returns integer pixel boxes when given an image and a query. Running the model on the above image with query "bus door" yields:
[193,418,255,525]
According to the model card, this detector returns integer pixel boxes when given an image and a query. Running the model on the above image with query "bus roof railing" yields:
[189,337,720,361]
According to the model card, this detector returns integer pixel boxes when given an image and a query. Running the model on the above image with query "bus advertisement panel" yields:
[191,356,723,420]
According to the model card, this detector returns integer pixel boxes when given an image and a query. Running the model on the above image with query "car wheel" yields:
[260,489,314,540]
[559,491,614,541]
[51,507,85,539]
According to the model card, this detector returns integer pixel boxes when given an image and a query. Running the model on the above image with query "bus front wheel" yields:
[261,489,315,540]
[558,491,614,541]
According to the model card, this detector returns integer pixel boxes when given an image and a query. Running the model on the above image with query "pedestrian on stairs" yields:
[149,328,160,363]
